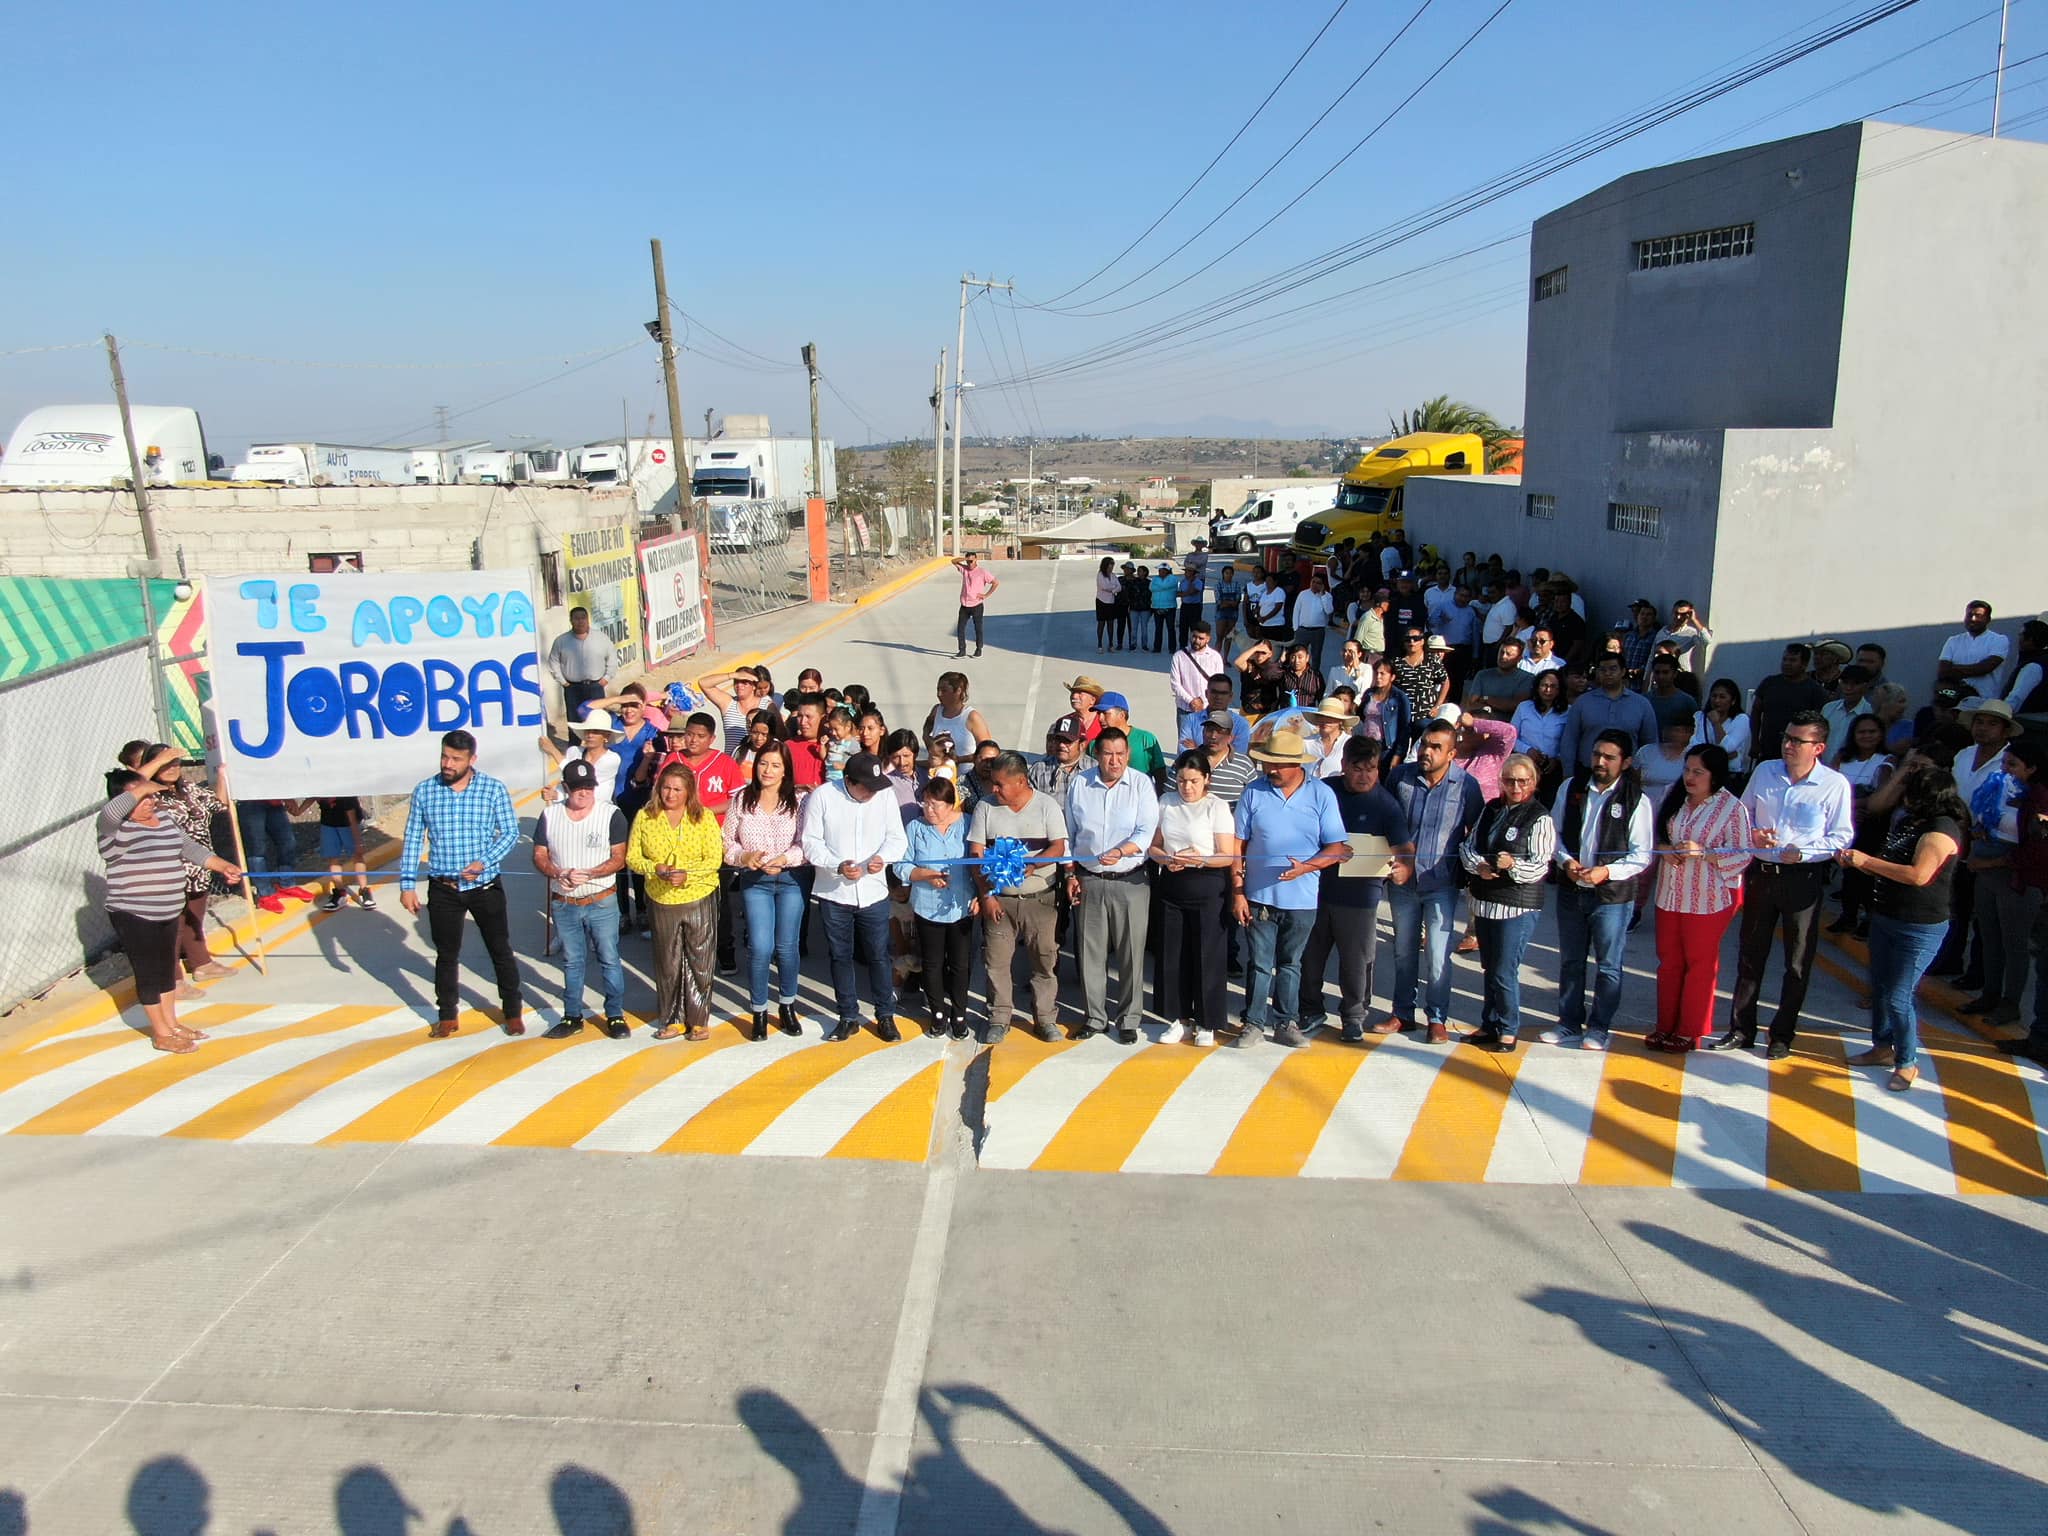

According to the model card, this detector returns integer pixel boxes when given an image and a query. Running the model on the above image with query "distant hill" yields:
[847,434,1375,487]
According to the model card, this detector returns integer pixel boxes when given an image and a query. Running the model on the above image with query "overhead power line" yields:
[1033,0,1355,307]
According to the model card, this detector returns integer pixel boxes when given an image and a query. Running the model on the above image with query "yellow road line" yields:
[829,1060,944,1162]
[165,1031,432,1141]
[658,1033,885,1155]
[1579,1047,1687,1187]
[320,1016,579,1144]
[1211,1043,1372,1178]
[983,1035,1080,1105]
[1031,1046,1210,1173]
[1767,1034,1861,1191]
[492,1027,742,1149]
[1921,1039,2048,1196]
[12,1006,388,1138]
[1393,1047,1524,1183]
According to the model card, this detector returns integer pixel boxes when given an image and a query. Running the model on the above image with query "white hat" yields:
[1425,634,1450,651]
[576,709,625,738]
[1432,702,1462,724]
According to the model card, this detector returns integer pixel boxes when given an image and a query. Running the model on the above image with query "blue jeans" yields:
[1243,902,1316,1030]
[822,898,894,1025]
[1388,882,1459,1026]
[237,802,296,895]
[1867,912,1948,1068]
[1475,909,1539,1038]
[554,895,625,1019]
[738,870,804,1009]
[1555,884,1631,1038]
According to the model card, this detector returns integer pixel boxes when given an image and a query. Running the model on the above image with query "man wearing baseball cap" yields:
[1030,715,1088,801]
[800,751,909,1042]
[532,759,631,1040]
[1088,692,1165,786]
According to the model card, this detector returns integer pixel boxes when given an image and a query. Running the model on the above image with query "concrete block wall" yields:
[0,484,644,581]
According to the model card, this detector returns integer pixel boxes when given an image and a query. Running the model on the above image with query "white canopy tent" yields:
[1016,512,1152,545]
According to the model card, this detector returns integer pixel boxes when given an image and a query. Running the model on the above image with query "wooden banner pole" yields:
[214,765,269,978]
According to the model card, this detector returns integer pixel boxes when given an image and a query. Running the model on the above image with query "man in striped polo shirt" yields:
[533,759,630,1039]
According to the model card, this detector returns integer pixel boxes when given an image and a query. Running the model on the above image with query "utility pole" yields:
[801,343,823,503]
[434,404,451,441]
[103,333,160,566]
[930,350,946,551]
[949,274,1013,557]
[1026,439,1035,528]
[648,238,692,530]
[1993,0,2011,136]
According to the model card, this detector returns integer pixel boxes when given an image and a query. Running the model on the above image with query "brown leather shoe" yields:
[428,1018,459,1040]
[501,1015,526,1037]
[1425,1021,1450,1045]
[1455,935,1480,954]
[1371,1016,1409,1035]
[1847,1045,1894,1066]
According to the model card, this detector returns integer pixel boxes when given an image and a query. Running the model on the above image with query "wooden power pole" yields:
[104,333,160,566]
[648,238,692,530]
[801,342,822,503]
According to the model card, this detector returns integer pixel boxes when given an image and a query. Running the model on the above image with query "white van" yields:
[0,404,210,487]
[1209,481,1337,554]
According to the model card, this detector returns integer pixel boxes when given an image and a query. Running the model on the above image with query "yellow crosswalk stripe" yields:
[1394,1047,1525,1184]
[1767,1035,1862,1191]
[659,1032,885,1155]
[983,1035,1080,1104]
[321,1016,583,1144]
[12,1007,388,1138]
[491,1024,740,1149]
[829,1060,944,1162]
[1921,1038,2048,1196]
[167,1030,429,1141]
[1579,1048,1687,1187]
[1212,1042,1371,1178]
[1031,1046,1211,1173]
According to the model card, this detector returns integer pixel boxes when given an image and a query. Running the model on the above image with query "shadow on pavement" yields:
[1523,1191,2048,1533]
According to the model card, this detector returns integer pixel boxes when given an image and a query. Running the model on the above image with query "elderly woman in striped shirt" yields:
[97,749,244,1054]
[1647,743,1754,1052]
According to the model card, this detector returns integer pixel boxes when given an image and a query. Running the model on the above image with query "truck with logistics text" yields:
[1208,481,1337,554]
[1290,431,1483,555]
[0,404,211,487]
[690,432,834,551]
[230,441,415,486]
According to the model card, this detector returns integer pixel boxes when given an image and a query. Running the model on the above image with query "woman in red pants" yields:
[1648,744,1754,1051]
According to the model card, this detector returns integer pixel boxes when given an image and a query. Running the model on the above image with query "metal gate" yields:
[703,499,811,626]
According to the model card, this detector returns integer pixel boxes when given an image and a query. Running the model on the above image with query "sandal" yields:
[1643,1031,1674,1052]
[685,1023,711,1042]
[651,1024,684,1041]
[1887,1067,1918,1092]
[150,1033,199,1054]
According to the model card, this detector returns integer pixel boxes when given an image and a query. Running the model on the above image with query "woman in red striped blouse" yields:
[1648,743,1754,1051]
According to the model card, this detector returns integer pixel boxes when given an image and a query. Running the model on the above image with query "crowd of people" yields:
[92,542,2048,1097]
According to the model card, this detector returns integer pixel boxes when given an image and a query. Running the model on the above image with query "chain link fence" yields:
[0,642,164,1011]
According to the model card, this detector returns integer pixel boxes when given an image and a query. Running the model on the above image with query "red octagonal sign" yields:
[652,447,667,464]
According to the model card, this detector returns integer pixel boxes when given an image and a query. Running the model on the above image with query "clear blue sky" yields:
[2,0,2037,455]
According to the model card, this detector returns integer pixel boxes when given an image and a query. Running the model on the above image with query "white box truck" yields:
[406,441,487,484]
[231,442,415,486]
[0,404,210,487]
[1209,480,1338,554]
[457,447,524,485]
[689,435,834,550]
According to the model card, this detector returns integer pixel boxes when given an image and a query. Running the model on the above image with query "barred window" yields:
[1608,501,1662,538]
[1526,493,1556,520]
[1633,222,1754,271]
[1534,266,1568,301]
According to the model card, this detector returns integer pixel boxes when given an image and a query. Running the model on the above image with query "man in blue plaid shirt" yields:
[400,729,526,1038]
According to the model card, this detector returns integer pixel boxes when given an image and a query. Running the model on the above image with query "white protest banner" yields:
[210,570,545,798]
[638,532,707,666]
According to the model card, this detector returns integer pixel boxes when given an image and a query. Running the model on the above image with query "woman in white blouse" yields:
[1690,678,1752,775]
[1150,750,1240,1047]
[1095,556,1124,653]
[541,710,626,805]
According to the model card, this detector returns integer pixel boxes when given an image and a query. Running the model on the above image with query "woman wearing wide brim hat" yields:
[543,709,627,805]
[1304,698,1355,778]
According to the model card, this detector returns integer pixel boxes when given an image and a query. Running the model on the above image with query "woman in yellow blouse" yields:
[627,762,723,1039]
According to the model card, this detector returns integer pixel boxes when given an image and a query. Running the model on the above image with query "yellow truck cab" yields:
[1290,431,1482,556]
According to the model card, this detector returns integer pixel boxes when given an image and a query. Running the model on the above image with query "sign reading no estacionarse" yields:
[212,570,545,798]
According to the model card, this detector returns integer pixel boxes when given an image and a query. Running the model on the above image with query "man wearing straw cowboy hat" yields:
[1229,726,1349,1049]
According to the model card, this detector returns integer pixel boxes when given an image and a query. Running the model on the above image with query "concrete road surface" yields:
[3,559,2045,1534]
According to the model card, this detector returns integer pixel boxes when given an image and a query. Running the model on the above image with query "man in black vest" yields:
[1542,728,1653,1051]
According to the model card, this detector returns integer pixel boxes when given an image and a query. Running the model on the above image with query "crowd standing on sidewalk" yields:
[88,548,2048,1099]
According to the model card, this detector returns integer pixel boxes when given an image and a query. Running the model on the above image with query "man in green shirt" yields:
[1088,692,1165,787]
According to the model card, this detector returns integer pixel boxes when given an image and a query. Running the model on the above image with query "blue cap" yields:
[1096,691,1130,714]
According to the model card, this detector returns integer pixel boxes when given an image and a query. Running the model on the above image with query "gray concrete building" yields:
[1404,120,2048,701]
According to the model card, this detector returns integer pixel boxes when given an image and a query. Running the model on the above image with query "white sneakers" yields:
[1158,1021,1188,1045]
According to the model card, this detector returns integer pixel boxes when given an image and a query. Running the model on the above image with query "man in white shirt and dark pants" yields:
[1065,727,1160,1044]
[801,752,910,1042]
[1708,709,1854,1058]
[1935,599,2009,694]
[1541,729,1654,1051]
[547,607,615,725]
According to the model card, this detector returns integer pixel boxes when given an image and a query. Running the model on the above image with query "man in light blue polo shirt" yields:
[1065,727,1161,1043]
[1230,727,1349,1049]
